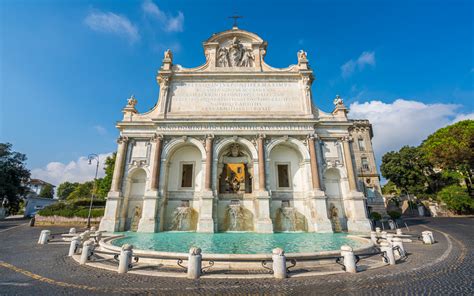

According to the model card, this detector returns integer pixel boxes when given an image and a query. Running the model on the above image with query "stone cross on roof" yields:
[228,15,243,29]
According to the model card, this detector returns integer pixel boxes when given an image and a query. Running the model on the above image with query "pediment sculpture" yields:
[217,37,255,68]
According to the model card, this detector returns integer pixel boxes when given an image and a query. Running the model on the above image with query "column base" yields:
[197,218,215,233]
[347,219,372,233]
[137,218,157,232]
[197,191,215,233]
[99,192,122,233]
[255,191,273,233]
[255,219,274,233]
[308,190,333,233]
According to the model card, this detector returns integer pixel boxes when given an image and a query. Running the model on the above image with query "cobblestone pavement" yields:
[0,217,472,295]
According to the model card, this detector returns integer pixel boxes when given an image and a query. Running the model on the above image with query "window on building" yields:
[358,138,366,151]
[361,157,369,171]
[180,163,194,188]
[277,164,290,188]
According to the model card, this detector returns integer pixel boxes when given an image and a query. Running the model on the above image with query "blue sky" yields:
[1,0,473,185]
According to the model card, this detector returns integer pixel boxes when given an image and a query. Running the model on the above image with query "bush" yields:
[369,212,382,221]
[437,185,474,214]
[387,211,402,220]
[37,201,105,218]
[70,199,106,207]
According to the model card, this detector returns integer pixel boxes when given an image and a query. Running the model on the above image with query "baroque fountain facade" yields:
[99,26,385,235]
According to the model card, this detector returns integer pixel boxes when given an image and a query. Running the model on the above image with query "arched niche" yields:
[122,168,147,231]
[323,168,347,232]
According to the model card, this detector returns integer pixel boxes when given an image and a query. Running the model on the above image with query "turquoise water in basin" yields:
[112,232,362,254]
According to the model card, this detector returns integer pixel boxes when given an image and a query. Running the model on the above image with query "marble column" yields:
[257,134,266,191]
[197,135,215,233]
[342,137,357,192]
[204,135,214,190]
[99,136,128,232]
[307,135,333,232]
[150,134,163,191]
[255,134,273,233]
[111,136,128,192]
[341,136,372,233]
[138,134,163,232]
[308,135,321,190]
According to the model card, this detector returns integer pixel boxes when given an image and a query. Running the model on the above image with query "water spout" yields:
[278,207,297,232]
[170,206,192,231]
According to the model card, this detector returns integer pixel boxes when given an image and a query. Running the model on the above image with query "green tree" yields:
[67,181,94,200]
[39,183,54,198]
[56,182,79,200]
[421,120,474,196]
[96,153,116,199]
[437,184,473,214]
[0,143,31,213]
[380,146,430,197]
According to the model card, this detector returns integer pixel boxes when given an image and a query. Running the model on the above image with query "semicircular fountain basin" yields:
[112,232,364,254]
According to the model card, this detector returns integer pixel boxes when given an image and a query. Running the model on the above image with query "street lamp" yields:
[87,154,100,229]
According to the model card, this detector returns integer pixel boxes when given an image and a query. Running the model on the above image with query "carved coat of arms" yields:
[217,37,254,67]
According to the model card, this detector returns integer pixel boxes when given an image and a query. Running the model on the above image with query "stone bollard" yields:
[388,220,396,230]
[79,230,91,243]
[392,237,406,257]
[90,226,97,232]
[421,231,434,244]
[38,230,50,245]
[380,242,396,265]
[187,247,202,279]
[68,236,81,257]
[69,228,77,234]
[375,227,381,235]
[370,231,378,244]
[29,217,35,227]
[118,244,133,274]
[425,231,435,243]
[272,248,287,279]
[396,229,403,236]
[94,231,103,243]
[80,240,94,265]
[340,245,357,273]
[381,231,387,239]
[386,233,394,244]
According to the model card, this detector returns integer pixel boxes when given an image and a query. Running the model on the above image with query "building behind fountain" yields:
[99,25,385,234]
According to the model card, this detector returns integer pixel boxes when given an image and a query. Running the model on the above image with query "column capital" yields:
[257,133,266,140]
[117,136,129,144]
[205,134,215,140]
[150,133,163,143]
[341,136,352,143]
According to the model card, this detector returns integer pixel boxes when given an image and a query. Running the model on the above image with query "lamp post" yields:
[87,154,100,229]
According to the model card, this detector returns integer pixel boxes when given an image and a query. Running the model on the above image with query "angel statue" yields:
[217,47,229,67]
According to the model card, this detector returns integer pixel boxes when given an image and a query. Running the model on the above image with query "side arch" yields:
[162,137,206,161]
[266,137,310,161]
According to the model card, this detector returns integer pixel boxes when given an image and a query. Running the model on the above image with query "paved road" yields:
[0,217,472,295]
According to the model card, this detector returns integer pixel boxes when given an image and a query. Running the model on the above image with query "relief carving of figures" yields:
[216,37,254,68]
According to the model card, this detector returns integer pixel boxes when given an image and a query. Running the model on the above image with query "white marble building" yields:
[99,26,384,234]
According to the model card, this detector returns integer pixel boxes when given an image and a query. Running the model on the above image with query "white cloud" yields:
[31,153,113,186]
[341,51,375,78]
[349,99,473,162]
[84,11,139,43]
[94,125,107,135]
[451,112,474,123]
[142,0,184,32]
